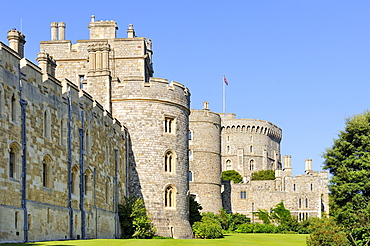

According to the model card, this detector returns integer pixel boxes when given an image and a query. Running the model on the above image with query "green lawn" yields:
[4,234,308,246]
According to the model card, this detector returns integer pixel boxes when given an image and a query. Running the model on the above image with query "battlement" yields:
[190,102,221,124]
[221,116,282,142]
[111,76,191,113]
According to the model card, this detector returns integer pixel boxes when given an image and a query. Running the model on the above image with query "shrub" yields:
[118,196,156,239]
[235,223,278,233]
[306,218,349,246]
[228,213,251,231]
[222,170,243,183]
[251,169,275,180]
[192,214,223,239]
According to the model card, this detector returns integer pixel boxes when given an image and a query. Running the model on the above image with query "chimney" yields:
[127,24,135,38]
[203,101,209,111]
[305,159,312,174]
[58,22,66,40]
[51,22,58,40]
[7,29,26,58]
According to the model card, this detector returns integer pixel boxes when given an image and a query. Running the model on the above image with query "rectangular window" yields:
[164,117,175,133]
[9,149,15,179]
[79,75,85,89]
[42,162,47,187]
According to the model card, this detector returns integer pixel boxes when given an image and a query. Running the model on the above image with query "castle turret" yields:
[189,102,222,213]
[88,16,117,39]
[7,29,26,58]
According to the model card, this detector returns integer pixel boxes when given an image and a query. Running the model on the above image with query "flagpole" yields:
[223,75,226,115]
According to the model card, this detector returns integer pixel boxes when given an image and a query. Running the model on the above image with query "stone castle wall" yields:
[189,102,222,213]
[0,40,127,243]
[38,18,192,239]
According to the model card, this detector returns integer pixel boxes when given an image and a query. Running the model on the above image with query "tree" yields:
[222,170,243,183]
[118,196,156,239]
[306,218,349,246]
[323,111,370,244]
[189,196,202,226]
[251,170,275,180]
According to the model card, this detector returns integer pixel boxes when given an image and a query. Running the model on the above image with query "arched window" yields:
[11,94,17,122]
[9,142,20,180]
[84,169,92,196]
[226,160,232,170]
[249,160,254,171]
[165,186,175,208]
[71,165,79,195]
[227,146,230,154]
[165,151,175,173]
[42,155,52,188]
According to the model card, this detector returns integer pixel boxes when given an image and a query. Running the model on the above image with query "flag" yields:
[224,76,229,85]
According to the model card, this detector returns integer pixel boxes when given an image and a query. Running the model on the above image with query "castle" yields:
[0,17,328,243]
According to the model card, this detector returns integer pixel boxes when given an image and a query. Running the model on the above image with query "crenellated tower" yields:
[39,16,192,239]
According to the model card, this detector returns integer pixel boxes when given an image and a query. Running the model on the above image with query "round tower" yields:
[220,114,282,180]
[189,102,222,213]
[112,77,192,239]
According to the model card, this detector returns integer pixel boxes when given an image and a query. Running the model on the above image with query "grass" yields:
[3,233,308,246]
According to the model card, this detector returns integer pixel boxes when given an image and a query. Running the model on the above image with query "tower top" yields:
[88,16,118,39]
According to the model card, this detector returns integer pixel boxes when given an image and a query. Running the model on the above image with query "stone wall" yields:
[0,40,127,243]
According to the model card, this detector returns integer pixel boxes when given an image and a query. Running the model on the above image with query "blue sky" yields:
[1,1,370,175]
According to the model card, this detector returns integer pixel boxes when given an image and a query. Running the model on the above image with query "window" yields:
[227,145,230,154]
[105,177,111,204]
[298,198,302,208]
[226,160,232,170]
[42,155,52,189]
[60,119,67,146]
[249,160,254,171]
[43,110,51,139]
[250,145,253,153]
[0,86,3,117]
[84,169,92,196]
[189,149,193,161]
[42,161,47,187]
[9,148,16,179]
[310,183,313,191]
[165,186,175,208]
[188,171,193,182]
[305,198,308,208]
[15,211,19,229]
[293,184,296,191]
[72,165,79,195]
[9,143,20,180]
[164,117,175,133]
[240,191,246,199]
[188,130,193,140]
[79,75,85,89]
[11,94,17,122]
[165,151,175,173]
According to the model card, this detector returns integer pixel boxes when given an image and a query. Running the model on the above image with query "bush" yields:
[192,214,223,239]
[228,213,251,231]
[118,196,156,239]
[222,170,243,183]
[235,223,278,233]
[251,169,275,180]
[306,218,349,246]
